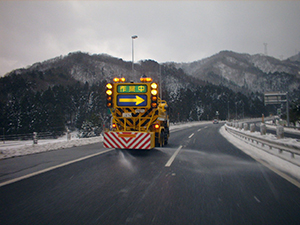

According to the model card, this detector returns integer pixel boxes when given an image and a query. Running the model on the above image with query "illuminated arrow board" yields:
[117,95,147,107]
[117,85,147,93]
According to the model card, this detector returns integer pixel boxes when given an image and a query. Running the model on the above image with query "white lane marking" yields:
[0,149,114,187]
[204,126,208,129]
[188,133,194,139]
[254,196,261,203]
[197,129,202,132]
[165,145,183,167]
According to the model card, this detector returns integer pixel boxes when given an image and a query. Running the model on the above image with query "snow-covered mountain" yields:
[7,52,200,98]
[2,50,300,130]
[6,50,300,95]
[175,51,300,94]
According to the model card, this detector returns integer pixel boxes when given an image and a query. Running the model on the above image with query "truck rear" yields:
[103,76,169,150]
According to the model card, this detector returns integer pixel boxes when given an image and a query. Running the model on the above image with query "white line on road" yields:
[0,148,114,187]
[197,129,202,132]
[188,133,194,139]
[254,196,261,203]
[165,145,183,167]
[255,158,300,189]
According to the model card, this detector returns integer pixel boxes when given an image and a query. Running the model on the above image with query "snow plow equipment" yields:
[103,76,169,149]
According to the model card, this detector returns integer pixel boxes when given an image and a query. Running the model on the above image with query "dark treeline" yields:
[1,63,299,138]
[0,75,108,137]
[0,75,267,137]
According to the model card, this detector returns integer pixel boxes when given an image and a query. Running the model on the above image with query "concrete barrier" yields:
[250,123,255,132]
[243,123,249,131]
[276,125,284,139]
[260,123,266,135]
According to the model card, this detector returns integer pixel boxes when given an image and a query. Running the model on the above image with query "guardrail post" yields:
[296,122,300,130]
[276,125,284,139]
[260,124,266,135]
[33,132,38,144]
[67,128,71,141]
[239,123,243,130]
[250,123,255,132]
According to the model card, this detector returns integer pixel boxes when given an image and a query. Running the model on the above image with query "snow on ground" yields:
[2,119,299,184]
[220,125,300,182]
[0,121,211,159]
[0,134,104,159]
[265,124,300,135]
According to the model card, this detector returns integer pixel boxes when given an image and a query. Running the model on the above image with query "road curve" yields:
[1,123,300,225]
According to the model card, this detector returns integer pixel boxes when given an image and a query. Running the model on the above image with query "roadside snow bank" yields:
[0,121,212,159]
[220,125,300,182]
[0,136,103,159]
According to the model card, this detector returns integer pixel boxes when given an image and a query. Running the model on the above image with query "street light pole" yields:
[131,35,138,73]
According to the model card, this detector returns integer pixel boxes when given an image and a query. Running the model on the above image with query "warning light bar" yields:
[113,77,126,83]
[140,77,153,82]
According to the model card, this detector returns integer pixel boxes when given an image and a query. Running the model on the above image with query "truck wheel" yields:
[160,131,165,147]
[164,133,168,145]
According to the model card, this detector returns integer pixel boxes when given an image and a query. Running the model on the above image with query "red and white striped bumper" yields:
[103,132,155,149]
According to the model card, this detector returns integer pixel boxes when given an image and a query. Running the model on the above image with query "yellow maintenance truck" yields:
[103,76,169,149]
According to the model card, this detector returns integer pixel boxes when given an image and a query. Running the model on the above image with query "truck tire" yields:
[164,132,168,145]
[160,131,165,147]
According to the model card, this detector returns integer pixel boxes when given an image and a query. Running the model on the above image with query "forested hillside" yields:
[1,51,299,138]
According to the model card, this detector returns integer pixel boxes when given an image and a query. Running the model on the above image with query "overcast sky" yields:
[1,1,300,76]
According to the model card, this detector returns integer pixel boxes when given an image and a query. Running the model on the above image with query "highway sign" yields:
[264,92,287,105]
[277,108,281,115]
[117,95,147,107]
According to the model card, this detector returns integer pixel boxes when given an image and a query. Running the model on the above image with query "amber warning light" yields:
[140,77,152,82]
[106,83,113,108]
[113,77,126,82]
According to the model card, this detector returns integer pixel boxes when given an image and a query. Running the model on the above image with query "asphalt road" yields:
[1,123,300,224]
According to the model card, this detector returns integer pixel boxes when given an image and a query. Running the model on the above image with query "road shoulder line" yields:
[0,148,114,187]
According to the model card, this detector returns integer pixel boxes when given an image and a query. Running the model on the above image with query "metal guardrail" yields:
[225,124,300,159]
